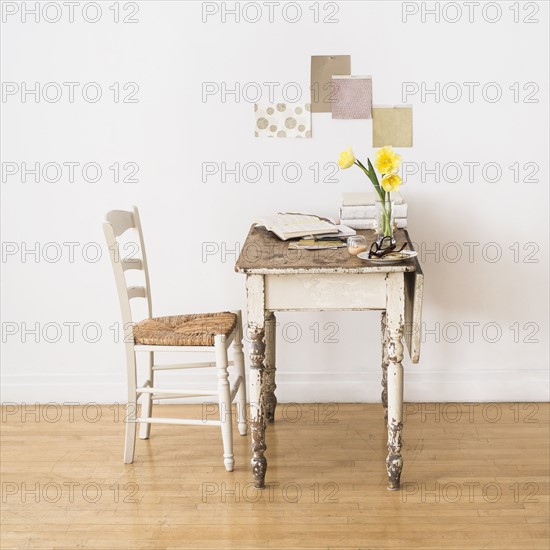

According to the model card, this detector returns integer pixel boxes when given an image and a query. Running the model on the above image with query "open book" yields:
[256,213,340,241]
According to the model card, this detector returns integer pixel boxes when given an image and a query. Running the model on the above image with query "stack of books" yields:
[339,192,408,230]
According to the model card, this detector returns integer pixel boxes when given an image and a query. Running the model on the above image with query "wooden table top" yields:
[235,226,422,275]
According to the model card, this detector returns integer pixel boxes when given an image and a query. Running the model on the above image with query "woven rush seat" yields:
[134,312,237,347]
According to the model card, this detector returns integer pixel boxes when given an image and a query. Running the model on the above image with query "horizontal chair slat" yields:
[152,361,234,370]
[105,210,135,237]
[135,345,217,352]
[122,258,143,271]
[127,286,147,299]
[136,417,222,427]
[148,394,215,400]
[136,387,218,396]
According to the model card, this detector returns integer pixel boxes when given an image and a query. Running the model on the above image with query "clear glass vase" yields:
[375,197,394,245]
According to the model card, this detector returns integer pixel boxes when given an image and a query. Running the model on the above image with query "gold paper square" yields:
[372,106,413,147]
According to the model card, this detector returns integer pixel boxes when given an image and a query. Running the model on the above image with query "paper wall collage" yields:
[254,54,412,145]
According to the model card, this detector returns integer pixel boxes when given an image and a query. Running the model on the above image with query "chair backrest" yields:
[103,207,152,332]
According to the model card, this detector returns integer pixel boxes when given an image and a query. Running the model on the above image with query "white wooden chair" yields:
[103,206,247,471]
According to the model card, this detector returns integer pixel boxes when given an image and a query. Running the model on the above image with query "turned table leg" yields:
[248,325,267,488]
[264,312,277,423]
[386,333,404,490]
[246,274,267,489]
[385,273,405,491]
[381,312,389,424]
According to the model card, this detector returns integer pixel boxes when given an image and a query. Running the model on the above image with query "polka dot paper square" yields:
[254,103,311,138]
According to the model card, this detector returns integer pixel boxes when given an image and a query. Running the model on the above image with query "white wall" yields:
[1,1,548,403]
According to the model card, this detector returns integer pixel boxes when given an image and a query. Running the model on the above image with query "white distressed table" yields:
[235,226,424,490]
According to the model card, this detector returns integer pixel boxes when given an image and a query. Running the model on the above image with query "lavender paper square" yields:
[332,76,372,119]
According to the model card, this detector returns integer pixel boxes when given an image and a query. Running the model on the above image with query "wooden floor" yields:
[1,403,548,550]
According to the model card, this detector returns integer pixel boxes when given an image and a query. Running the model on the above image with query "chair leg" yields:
[139,351,154,440]
[124,348,138,464]
[215,335,234,472]
[232,311,248,436]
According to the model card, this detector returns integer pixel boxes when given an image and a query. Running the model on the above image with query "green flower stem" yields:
[386,192,392,236]
[352,157,393,239]
[354,159,385,202]
[378,191,393,238]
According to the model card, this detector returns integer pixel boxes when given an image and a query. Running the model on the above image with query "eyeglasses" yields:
[368,236,408,259]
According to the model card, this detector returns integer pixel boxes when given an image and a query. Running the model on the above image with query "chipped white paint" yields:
[245,274,268,488]
[246,274,266,328]
[265,273,387,310]
[385,272,405,490]
[381,312,389,423]
[404,268,424,364]
[236,265,415,275]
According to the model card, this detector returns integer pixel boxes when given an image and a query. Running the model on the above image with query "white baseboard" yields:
[1,369,548,403]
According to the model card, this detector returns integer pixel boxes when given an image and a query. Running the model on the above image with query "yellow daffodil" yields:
[374,146,401,175]
[337,148,356,169]
[381,173,402,192]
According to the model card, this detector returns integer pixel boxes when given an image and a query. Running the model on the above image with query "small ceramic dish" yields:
[356,250,418,264]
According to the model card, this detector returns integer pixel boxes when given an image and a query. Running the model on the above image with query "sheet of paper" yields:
[310,55,351,113]
[372,106,413,147]
[254,103,311,138]
[332,76,372,119]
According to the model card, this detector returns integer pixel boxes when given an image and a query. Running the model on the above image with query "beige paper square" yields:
[311,55,351,113]
[372,106,413,147]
